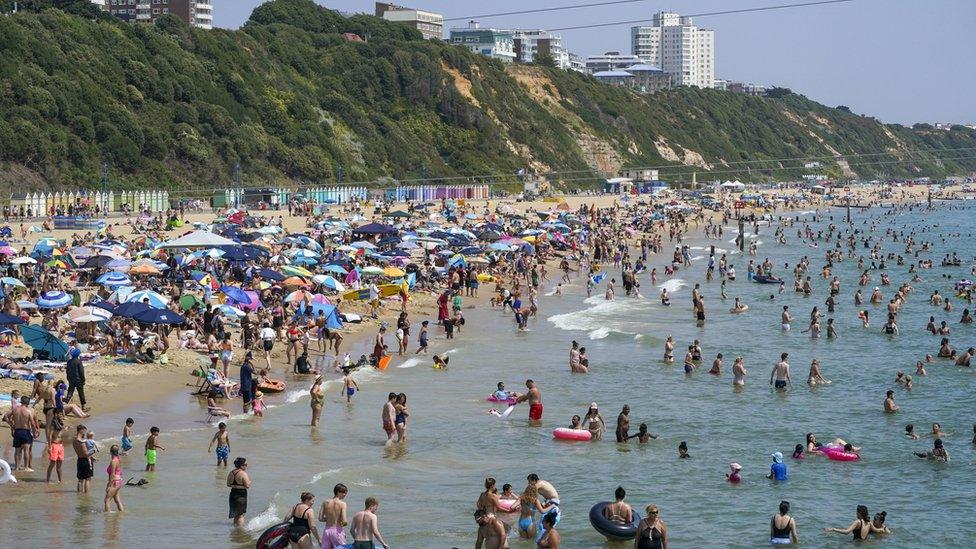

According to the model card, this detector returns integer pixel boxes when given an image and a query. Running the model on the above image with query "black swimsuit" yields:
[288,504,312,542]
[637,520,663,549]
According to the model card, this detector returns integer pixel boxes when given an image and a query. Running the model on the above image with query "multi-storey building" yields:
[375,2,443,40]
[631,11,714,88]
[512,29,570,70]
[104,0,212,29]
[449,21,516,63]
[584,51,642,74]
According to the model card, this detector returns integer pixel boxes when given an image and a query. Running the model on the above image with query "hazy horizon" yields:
[212,0,975,126]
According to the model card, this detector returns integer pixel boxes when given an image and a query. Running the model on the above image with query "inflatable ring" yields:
[821,447,860,461]
[552,428,592,441]
[497,498,519,513]
[589,502,642,540]
[256,522,291,549]
[0,458,16,484]
[486,394,517,405]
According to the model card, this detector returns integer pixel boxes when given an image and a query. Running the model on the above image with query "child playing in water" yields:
[906,424,919,440]
[627,423,658,443]
[415,321,429,354]
[726,462,742,483]
[47,426,64,483]
[121,418,134,455]
[341,368,360,403]
[145,426,164,472]
[207,390,231,418]
[792,444,804,459]
[207,422,230,467]
[432,354,450,370]
[251,391,265,417]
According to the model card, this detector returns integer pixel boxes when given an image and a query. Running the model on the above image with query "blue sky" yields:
[213,0,975,125]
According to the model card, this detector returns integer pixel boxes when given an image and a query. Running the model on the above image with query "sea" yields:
[2,202,975,548]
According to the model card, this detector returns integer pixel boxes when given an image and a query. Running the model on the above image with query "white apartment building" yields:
[567,52,586,73]
[449,21,516,63]
[375,2,443,40]
[584,51,642,74]
[512,29,570,70]
[631,11,714,88]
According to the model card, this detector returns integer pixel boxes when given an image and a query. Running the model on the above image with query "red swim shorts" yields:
[529,403,543,420]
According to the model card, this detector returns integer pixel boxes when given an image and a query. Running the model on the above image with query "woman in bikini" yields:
[394,393,409,442]
[103,444,124,512]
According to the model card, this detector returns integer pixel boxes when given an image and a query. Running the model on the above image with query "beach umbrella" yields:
[255,268,286,282]
[361,266,384,276]
[1,277,25,288]
[10,256,36,265]
[286,248,320,259]
[82,255,115,269]
[96,272,132,288]
[383,266,405,277]
[291,256,318,266]
[281,265,313,278]
[65,306,113,323]
[133,308,185,325]
[350,241,378,250]
[312,274,345,292]
[284,290,312,303]
[217,304,246,318]
[281,276,309,287]
[179,294,204,311]
[257,226,281,235]
[323,264,349,275]
[382,210,412,219]
[124,290,169,308]
[20,325,69,360]
[36,291,72,309]
[87,300,116,312]
[17,300,37,310]
[45,258,73,270]
[0,245,16,256]
[220,286,252,305]
[114,301,151,319]
[489,242,512,251]
[0,312,24,325]
[129,264,162,275]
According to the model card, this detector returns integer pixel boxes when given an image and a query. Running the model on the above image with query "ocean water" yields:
[2,203,976,548]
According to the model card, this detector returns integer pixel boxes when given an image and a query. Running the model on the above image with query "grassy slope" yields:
[0,0,972,196]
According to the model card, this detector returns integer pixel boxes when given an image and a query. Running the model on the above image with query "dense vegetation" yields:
[0,0,973,196]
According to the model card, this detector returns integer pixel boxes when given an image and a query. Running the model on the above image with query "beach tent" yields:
[720,181,746,190]
[294,303,342,329]
[157,230,240,249]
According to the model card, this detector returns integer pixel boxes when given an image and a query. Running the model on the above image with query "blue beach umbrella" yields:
[133,308,185,325]
[0,312,25,325]
[96,272,132,288]
[124,290,169,308]
[36,291,73,309]
[114,301,151,319]
[220,285,252,305]
[21,324,69,361]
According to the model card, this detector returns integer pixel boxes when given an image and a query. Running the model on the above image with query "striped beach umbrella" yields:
[96,272,132,288]
[124,290,169,308]
[36,291,73,309]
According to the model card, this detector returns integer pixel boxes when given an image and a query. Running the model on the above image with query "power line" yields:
[445,0,653,23]
[548,0,856,32]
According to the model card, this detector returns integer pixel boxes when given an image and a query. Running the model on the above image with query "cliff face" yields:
[0,0,973,196]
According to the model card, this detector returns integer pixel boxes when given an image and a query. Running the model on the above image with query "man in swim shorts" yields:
[769,353,792,390]
[73,424,93,493]
[382,393,397,441]
[516,379,542,422]
[350,497,389,549]
[781,306,792,331]
[320,483,349,549]
[9,396,38,471]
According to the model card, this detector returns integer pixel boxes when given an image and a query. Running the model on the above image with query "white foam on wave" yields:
[396,357,424,369]
[309,468,342,484]
[689,246,704,250]
[691,255,704,261]
[246,492,281,532]
[588,327,611,339]
[284,389,307,403]
[800,210,816,215]
[657,278,687,293]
